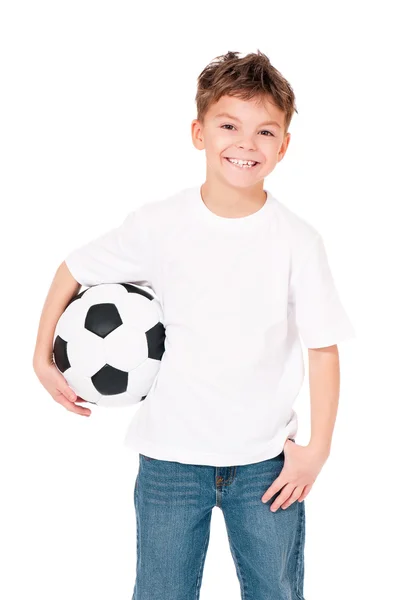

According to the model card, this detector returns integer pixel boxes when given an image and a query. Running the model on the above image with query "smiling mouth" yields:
[224,158,260,168]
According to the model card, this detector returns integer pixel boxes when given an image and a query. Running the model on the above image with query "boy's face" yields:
[191,94,290,190]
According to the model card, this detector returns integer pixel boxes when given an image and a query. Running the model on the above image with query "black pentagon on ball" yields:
[146,321,166,360]
[92,363,128,395]
[85,303,123,339]
[53,335,70,373]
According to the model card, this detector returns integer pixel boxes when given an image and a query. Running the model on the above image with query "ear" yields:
[191,119,205,151]
[278,132,291,162]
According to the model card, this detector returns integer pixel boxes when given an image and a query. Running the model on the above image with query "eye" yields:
[220,124,274,136]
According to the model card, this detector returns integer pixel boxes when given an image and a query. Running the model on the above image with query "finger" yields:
[56,394,91,416]
[65,402,92,416]
[261,474,287,504]
[67,394,78,403]
[270,483,295,512]
[298,484,312,502]
[281,486,305,509]
[58,385,77,403]
[298,484,311,502]
[53,368,77,401]
[69,395,85,404]
[73,395,93,409]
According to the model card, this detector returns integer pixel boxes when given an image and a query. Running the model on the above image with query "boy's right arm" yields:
[33,207,152,417]
[32,261,92,417]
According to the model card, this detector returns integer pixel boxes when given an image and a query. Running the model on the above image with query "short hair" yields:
[195,49,298,135]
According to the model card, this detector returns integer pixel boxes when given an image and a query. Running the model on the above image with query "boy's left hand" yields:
[261,439,328,511]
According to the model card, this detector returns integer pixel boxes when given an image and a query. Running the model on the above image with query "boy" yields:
[33,50,355,599]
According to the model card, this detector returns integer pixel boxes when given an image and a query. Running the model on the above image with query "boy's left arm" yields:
[261,344,340,511]
[307,344,340,459]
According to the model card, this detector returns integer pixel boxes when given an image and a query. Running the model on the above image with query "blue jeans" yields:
[132,443,305,600]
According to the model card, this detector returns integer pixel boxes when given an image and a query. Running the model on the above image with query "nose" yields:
[236,138,256,151]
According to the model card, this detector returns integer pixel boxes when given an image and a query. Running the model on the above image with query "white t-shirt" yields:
[65,185,356,466]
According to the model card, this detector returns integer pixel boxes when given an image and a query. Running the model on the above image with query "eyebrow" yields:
[214,112,281,128]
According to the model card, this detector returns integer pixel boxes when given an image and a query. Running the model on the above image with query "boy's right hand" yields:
[34,360,92,417]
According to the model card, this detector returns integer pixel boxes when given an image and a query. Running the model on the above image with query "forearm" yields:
[307,345,340,458]
[33,261,81,370]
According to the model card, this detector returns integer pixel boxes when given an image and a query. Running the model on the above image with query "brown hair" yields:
[195,49,298,135]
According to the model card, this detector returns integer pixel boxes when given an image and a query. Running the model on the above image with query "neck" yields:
[200,180,267,218]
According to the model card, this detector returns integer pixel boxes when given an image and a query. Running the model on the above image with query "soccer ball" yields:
[53,283,165,407]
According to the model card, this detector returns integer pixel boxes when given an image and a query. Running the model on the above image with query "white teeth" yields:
[226,158,257,168]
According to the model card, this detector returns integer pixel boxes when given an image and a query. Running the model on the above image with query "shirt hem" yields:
[122,428,297,466]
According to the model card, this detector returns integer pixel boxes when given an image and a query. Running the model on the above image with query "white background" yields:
[1,1,396,598]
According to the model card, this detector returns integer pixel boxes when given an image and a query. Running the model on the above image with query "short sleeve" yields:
[64,209,153,289]
[289,234,356,348]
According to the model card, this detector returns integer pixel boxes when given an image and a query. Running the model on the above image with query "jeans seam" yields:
[294,499,306,599]
[225,527,247,600]
[195,528,210,600]
[132,476,139,600]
